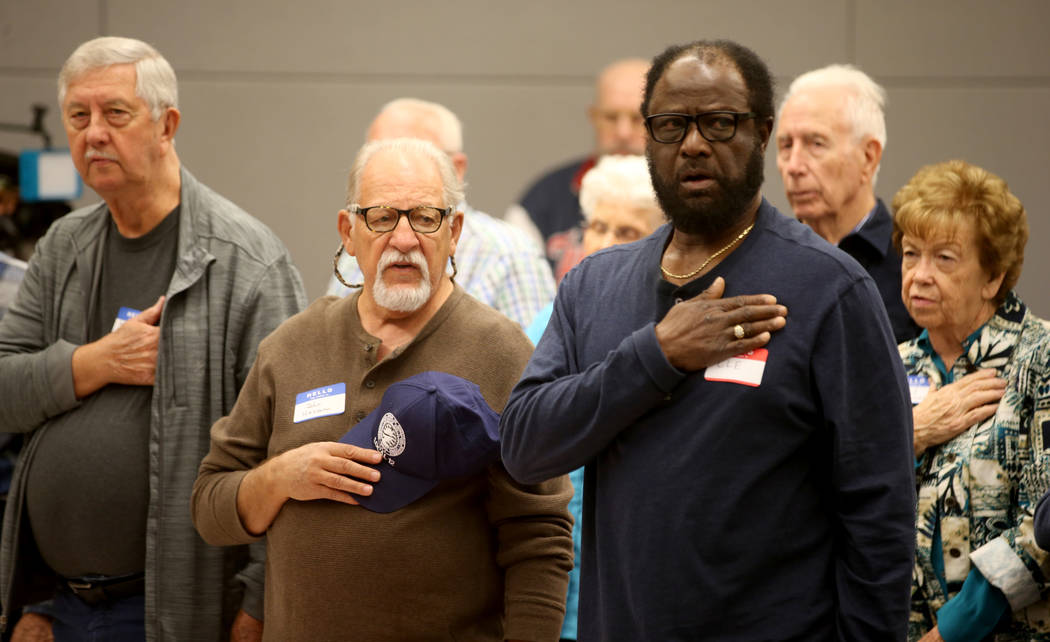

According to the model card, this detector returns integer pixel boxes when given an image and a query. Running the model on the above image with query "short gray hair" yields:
[58,37,178,122]
[346,138,464,209]
[372,98,463,153]
[780,64,886,181]
[579,155,663,229]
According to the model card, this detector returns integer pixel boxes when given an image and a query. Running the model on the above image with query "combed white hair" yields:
[579,155,664,229]
[345,138,464,210]
[780,64,886,183]
[58,37,178,122]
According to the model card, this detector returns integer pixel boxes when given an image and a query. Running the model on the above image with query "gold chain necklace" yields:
[660,223,755,280]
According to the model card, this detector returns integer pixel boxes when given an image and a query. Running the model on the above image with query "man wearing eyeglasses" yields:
[776,64,919,343]
[193,137,573,641]
[0,37,306,641]
[326,98,555,330]
[501,39,915,641]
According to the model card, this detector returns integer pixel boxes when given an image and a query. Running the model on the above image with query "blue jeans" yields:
[51,589,145,642]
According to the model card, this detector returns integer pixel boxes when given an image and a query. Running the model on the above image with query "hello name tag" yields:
[909,374,930,405]
[293,383,346,423]
[111,306,140,332]
[704,349,768,387]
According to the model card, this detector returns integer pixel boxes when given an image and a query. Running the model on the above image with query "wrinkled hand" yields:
[913,368,1005,455]
[11,612,53,642]
[72,295,165,398]
[918,626,945,642]
[229,609,263,642]
[238,441,385,535]
[100,295,165,385]
[273,441,383,505]
[654,277,787,372]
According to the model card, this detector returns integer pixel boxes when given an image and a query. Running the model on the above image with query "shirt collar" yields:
[839,199,892,258]
[914,291,1026,380]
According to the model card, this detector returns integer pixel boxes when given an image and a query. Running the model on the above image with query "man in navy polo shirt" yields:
[776,64,919,343]
[501,39,916,641]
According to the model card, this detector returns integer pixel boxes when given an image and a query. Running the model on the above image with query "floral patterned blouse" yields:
[901,291,1050,640]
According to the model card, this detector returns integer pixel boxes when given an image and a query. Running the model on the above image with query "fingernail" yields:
[360,484,372,494]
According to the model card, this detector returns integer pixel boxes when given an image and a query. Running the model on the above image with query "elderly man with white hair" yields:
[0,37,306,640]
[327,98,555,329]
[193,137,573,641]
[776,64,918,342]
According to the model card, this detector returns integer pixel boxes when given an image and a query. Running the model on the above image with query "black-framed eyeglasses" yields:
[645,111,758,144]
[351,205,452,234]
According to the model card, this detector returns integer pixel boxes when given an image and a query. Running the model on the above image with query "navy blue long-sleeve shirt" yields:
[501,200,916,641]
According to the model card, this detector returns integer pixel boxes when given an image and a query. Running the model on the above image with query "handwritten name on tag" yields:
[293,383,346,423]
[704,349,768,387]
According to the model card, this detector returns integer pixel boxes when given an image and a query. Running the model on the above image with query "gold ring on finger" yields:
[733,324,746,340]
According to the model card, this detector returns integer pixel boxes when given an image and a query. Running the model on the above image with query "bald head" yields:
[367,98,462,151]
[367,98,467,181]
[589,58,649,156]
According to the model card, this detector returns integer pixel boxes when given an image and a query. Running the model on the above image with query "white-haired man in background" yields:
[776,64,918,342]
[0,36,305,641]
[327,98,555,330]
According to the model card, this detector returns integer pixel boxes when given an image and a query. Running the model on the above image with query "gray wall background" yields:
[2,0,1047,311]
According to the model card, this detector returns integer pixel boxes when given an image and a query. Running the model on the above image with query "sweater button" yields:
[949,548,962,558]
[364,344,374,352]
[365,380,376,389]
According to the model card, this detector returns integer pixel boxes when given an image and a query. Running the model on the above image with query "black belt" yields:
[64,573,145,607]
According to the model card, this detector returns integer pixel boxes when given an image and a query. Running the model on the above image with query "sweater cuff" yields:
[46,339,79,411]
[503,599,566,642]
[194,470,264,545]
[633,323,685,394]
[970,536,1040,612]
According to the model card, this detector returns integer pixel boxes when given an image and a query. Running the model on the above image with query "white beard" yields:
[371,249,432,312]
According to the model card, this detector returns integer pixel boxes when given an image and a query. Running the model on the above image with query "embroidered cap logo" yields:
[373,412,407,466]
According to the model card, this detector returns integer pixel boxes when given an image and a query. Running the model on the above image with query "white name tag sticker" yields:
[909,374,930,405]
[293,383,346,423]
[111,306,140,332]
[704,349,768,387]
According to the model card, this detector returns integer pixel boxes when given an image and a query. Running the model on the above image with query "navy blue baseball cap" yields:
[338,371,501,513]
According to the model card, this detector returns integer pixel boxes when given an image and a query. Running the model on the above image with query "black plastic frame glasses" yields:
[351,205,452,234]
[645,111,758,144]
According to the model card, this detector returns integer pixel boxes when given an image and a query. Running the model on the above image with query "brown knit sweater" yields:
[192,288,573,641]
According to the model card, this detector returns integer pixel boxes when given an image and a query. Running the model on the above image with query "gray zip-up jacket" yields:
[0,168,306,640]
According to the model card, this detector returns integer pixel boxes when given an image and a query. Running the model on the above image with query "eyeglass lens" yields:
[365,207,444,233]
[648,112,740,143]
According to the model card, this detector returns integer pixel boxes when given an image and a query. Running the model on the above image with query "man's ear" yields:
[338,209,356,257]
[160,107,180,142]
[586,104,600,127]
[861,137,884,184]
[449,210,464,256]
[449,152,468,183]
[758,116,774,152]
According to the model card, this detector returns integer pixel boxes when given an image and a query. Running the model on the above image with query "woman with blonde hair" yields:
[894,160,1050,641]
